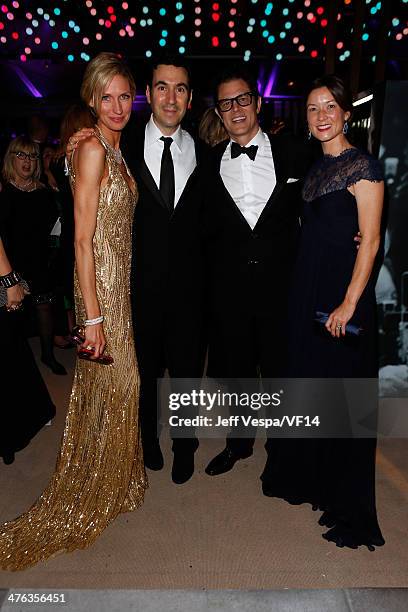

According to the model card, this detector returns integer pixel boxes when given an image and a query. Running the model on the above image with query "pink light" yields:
[6,11,13,19]
[0,36,6,42]
[230,9,236,15]
[130,17,136,24]
[122,2,128,9]
[90,8,96,16]
[228,20,235,27]
[1,6,8,14]
[298,45,305,52]
[396,33,403,40]
[297,12,303,19]
[12,0,18,7]
[195,31,201,37]
[20,54,26,61]
[125,24,131,31]
[304,0,311,6]
[83,37,90,45]
[307,13,315,21]
[26,12,32,19]
[86,1,92,7]
[128,30,134,37]
[96,32,102,40]
[336,41,343,49]
[194,18,201,26]
[34,36,40,44]
[0,21,3,29]
[98,18,104,25]
[110,14,117,22]
[229,31,235,38]
[317,6,324,15]
[231,40,237,48]
[119,28,126,36]
[195,7,201,13]
[24,46,31,53]
[293,36,299,44]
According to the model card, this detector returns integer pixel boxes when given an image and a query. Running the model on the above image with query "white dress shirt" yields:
[220,129,276,229]
[144,115,197,206]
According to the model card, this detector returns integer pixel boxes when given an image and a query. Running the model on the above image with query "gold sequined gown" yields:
[0,129,147,571]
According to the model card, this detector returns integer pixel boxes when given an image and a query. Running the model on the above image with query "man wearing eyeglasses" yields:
[202,66,311,477]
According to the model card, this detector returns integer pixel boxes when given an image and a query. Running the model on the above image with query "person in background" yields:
[0,136,65,375]
[198,107,228,147]
[0,236,55,465]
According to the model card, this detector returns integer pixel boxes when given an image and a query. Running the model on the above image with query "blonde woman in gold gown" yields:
[0,53,146,571]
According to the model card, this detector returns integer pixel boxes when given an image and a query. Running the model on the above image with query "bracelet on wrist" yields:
[84,315,104,326]
[0,270,21,288]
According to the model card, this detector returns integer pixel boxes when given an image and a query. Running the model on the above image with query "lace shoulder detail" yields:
[302,148,383,202]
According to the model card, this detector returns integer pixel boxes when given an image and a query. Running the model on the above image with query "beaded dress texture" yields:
[0,129,146,571]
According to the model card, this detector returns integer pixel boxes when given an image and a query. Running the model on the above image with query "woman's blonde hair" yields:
[2,136,41,183]
[198,107,228,147]
[80,52,136,116]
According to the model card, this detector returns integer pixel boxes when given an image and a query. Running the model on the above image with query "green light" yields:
[279,31,286,39]
[159,8,166,16]
[262,30,269,38]
[276,53,283,60]
[260,19,267,26]
[54,8,61,16]
[159,38,166,47]
[179,46,185,54]
[285,21,292,29]
[362,33,369,40]
[268,34,275,43]
[162,29,168,37]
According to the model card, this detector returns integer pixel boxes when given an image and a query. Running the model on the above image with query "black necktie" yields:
[159,136,175,212]
[230,141,258,161]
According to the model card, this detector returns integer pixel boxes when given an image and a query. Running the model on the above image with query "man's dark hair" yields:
[147,53,192,90]
[307,74,353,117]
[213,65,259,103]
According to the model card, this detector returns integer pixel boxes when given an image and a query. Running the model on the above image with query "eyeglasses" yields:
[216,92,256,113]
[14,151,39,161]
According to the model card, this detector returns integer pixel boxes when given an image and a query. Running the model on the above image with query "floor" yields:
[0,341,407,610]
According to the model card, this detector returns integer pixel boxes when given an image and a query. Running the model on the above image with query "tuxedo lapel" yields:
[254,134,288,229]
[133,130,169,212]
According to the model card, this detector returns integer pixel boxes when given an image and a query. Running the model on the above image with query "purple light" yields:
[12,65,43,97]
[264,65,278,98]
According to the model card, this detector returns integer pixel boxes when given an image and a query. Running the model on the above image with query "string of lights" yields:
[0,1,406,63]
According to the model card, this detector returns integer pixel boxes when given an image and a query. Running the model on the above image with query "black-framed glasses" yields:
[14,151,39,161]
[217,91,255,113]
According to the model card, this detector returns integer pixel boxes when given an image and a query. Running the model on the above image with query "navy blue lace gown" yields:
[262,148,385,549]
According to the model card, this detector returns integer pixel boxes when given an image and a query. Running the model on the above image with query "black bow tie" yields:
[230,142,258,161]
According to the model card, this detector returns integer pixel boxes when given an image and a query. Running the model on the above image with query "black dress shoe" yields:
[41,358,67,376]
[205,447,253,476]
[2,452,15,465]
[144,444,164,471]
[172,450,194,484]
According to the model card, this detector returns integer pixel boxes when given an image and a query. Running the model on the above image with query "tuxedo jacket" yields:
[201,133,313,317]
[121,121,209,331]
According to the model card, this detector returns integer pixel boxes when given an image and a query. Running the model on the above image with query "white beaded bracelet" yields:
[84,315,104,326]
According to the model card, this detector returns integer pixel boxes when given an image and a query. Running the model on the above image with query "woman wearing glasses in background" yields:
[0,139,56,465]
[0,136,65,375]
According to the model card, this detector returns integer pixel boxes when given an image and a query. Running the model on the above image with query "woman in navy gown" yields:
[262,75,385,550]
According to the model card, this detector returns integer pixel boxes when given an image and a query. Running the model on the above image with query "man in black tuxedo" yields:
[202,66,311,476]
[123,57,206,484]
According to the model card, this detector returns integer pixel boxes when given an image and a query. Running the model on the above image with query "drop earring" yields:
[343,121,349,134]
[307,129,312,140]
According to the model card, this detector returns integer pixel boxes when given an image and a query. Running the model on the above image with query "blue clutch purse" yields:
[314,311,363,336]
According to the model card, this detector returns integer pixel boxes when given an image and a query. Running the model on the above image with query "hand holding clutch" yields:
[70,325,114,365]
[314,311,363,337]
